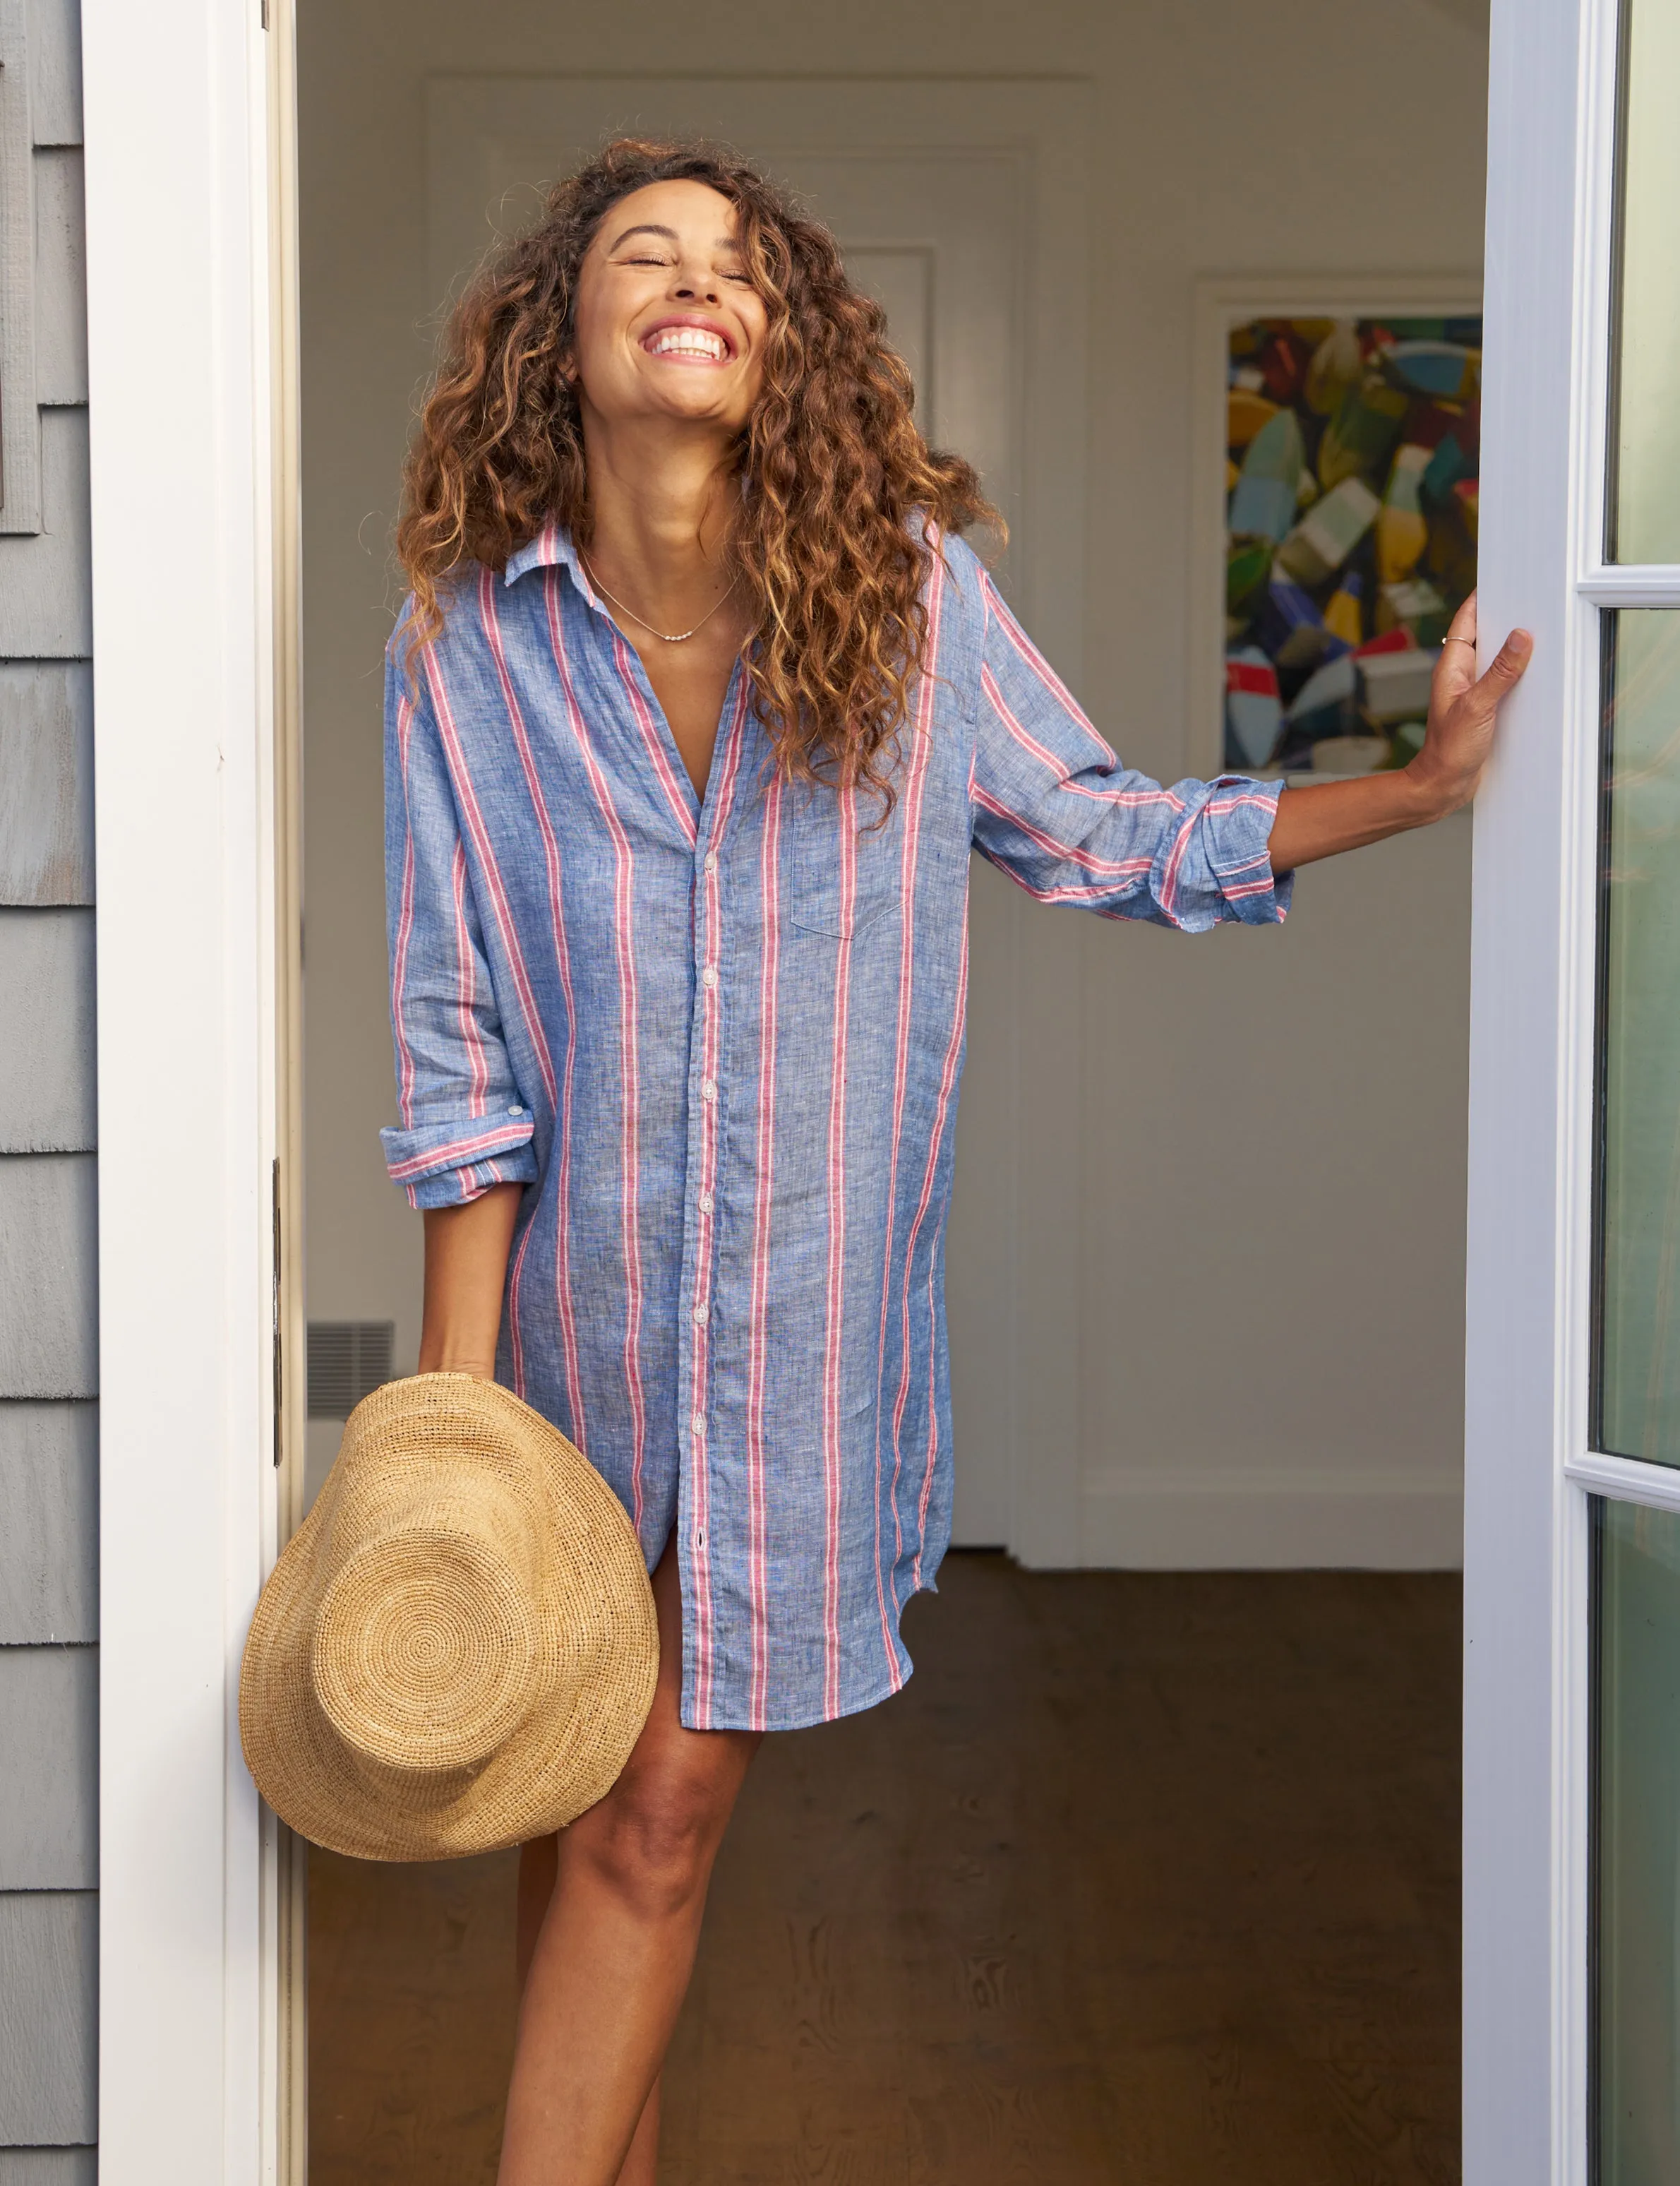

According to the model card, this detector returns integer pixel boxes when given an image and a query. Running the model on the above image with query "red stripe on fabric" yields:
[390,693,420,1124]
[479,571,585,1435]
[685,677,750,1728]
[969,782,1154,880]
[982,572,1112,761]
[1225,660,1278,697]
[910,913,969,1587]
[1206,792,1281,820]
[889,907,968,1597]
[387,1121,531,1181]
[416,640,557,1373]
[1156,796,1204,924]
[978,663,1184,812]
[821,782,858,1722]
[871,544,945,1687]
[420,649,555,1104]
[450,841,491,1116]
[745,770,782,1731]
[604,621,700,846]
[541,573,650,1527]
[983,863,1153,907]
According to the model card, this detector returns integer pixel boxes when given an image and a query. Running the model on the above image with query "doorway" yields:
[292,2,1491,2177]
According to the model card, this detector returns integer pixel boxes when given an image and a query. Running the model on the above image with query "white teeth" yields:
[647,328,728,361]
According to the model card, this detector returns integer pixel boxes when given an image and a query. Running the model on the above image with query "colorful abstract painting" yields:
[1223,313,1481,775]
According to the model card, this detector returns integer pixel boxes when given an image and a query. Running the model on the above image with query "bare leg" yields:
[498,1542,759,2186]
[613,2082,661,2186]
[515,1838,661,2185]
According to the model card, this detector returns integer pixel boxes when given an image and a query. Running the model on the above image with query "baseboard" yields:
[1076,1467,1463,1570]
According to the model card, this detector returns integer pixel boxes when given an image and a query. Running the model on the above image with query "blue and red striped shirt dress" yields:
[381,526,1290,1730]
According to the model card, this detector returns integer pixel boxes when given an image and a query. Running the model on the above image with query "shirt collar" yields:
[502,521,583,589]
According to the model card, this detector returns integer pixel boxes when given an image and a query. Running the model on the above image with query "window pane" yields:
[1595,1498,1680,2183]
[1609,0,1680,561]
[1597,614,1680,1464]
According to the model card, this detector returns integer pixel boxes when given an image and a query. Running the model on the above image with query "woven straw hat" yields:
[239,1373,658,1861]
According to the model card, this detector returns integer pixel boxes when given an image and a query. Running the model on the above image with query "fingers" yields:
[1430,614,1534,719]
[1473,627,1535,703]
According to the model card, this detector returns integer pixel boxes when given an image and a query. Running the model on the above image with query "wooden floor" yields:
[308,1556,1462,2185]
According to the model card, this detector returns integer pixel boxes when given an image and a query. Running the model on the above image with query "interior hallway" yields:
[308,1555,1460,2183]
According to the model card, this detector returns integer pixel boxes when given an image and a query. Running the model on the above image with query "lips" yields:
[640,316,735,364]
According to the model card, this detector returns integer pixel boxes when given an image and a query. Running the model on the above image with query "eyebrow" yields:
[606,222,743,254]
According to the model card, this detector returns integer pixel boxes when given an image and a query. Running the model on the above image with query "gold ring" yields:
[1442,635,1476,649]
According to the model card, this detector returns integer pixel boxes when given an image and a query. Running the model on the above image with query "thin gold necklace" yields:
[577,548,738,644]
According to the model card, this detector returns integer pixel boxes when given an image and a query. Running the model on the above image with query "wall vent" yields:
[307,1321,395,1418]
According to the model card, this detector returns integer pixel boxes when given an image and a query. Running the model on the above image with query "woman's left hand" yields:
[1405,590,1534,820]
[1266,592,1534,873]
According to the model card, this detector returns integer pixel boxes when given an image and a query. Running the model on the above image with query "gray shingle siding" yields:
[0,1406,97,1645]
[0,2158,97,2186]
[0,0,97,2168]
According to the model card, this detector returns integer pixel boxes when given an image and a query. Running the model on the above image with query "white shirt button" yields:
[690,1412,705,1436]
[701,1080,717,1102]
[507,1104,523,1116]
[698,1191,714,1214]
[693,1306,708,1326]
[702,967,718,990]
[704,852,719,874]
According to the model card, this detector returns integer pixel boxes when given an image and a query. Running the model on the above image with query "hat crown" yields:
[311,1526,542,1772]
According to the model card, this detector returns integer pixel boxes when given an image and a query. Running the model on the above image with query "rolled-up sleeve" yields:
[969,568,1292,933]
[380,640,540,1209]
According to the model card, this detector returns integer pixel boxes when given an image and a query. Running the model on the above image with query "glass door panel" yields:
[1470,0,1680,2163]
[1597,613,1680,1463]
[1595,1497,1680,2184]
[1609,0,1680,561]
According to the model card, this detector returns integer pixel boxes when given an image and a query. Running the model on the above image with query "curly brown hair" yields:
[396,138,1000,797]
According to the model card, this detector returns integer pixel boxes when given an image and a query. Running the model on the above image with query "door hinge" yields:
[272,1155,283,1466]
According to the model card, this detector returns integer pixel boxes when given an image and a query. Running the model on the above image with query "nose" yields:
[672,260,721,306]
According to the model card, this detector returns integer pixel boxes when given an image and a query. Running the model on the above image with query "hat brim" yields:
[239,1376,659,1861]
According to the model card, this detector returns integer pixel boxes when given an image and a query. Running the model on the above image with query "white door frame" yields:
[84,0,297,2178]
[1464,0,1680,2175]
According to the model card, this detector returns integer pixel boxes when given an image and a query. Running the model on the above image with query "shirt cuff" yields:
[1201,773,1292,926]
[380,1113,539,1209]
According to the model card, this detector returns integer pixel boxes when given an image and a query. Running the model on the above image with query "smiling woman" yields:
[397,139,992,808]
[361,136,1532,2186]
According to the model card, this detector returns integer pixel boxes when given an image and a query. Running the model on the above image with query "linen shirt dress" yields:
[381,527,1290,1731]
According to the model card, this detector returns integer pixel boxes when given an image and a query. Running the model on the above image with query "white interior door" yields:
[426,78,1091,1555]
[1465,0,1680,2175]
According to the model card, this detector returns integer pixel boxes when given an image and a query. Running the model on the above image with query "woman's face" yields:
[570,179,769,437]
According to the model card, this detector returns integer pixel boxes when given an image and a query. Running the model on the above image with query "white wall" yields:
[297,0,1489,1563]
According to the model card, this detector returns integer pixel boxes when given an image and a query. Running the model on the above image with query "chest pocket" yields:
[784,786,902,939]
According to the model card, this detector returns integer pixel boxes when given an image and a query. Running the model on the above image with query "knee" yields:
[580,1757,738,1921]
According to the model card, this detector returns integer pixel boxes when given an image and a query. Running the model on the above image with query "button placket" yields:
[686,818,725,1464]
[679,677,750,1680]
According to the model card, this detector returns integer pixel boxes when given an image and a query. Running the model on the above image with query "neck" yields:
[579,408,740,622]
